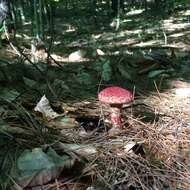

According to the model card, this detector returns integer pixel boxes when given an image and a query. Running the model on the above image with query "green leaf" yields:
[0,89,20,102]
[117,64,132,80]
[102,60,112,81]
[17,148,53,171]
[14,147,74,188]
[147,70,165,78]
[23,77,36,88]
[53,79,70,91]
[77,72,92,85]
[0,106,5,115]
[94,61,102,72]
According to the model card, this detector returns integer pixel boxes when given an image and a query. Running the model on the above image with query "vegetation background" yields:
[0,0,190,189]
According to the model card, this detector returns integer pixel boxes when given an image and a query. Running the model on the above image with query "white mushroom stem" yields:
[110,106,123,128]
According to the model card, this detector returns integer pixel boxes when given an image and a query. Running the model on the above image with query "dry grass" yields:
[76,90,190,189]
[1,89,190,190]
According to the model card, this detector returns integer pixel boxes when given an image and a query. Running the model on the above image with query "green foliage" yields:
[147,69,166,78]
[0,89,20,102]
[102,59,112,82]
[0,0,190,189]
[23,77,37,88]
[147,68,175,78]
[14,147,74,188]
[77,71,92,85]
[0,24,4,33]
[117,64,132,81]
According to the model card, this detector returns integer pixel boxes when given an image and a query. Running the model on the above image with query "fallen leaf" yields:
[124,141,136,153]
[58,142,97,157]
[14,148,75,188]
[96,49,105,56]
[68,50,86,62]
[34,95,61,119]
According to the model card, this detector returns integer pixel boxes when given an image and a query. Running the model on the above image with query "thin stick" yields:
[154,80,162,100]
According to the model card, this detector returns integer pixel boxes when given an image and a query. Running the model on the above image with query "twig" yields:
[3,21,20,56]
[153,80,162,100]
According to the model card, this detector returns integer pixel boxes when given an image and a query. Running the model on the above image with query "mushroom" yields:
[98,86,133,129]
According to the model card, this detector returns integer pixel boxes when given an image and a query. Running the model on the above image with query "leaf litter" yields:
[1,9,190,188]
[1,54,190,190]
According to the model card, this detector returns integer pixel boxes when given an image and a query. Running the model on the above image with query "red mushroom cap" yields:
[98,86,133,105]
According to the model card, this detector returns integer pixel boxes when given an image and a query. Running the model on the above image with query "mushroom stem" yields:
[110,107,123,128]
[98,86,133,130]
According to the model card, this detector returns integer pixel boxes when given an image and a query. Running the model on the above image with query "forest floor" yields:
[0,1,190,190]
